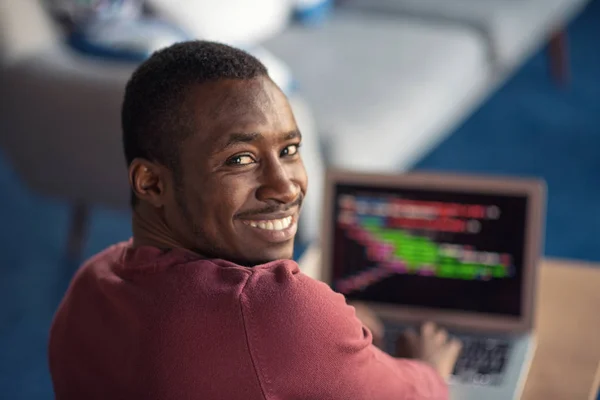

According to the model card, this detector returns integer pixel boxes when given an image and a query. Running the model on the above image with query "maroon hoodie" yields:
[49,240,448,399]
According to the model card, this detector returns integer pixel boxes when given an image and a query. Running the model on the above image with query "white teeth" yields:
[244,216,293,231]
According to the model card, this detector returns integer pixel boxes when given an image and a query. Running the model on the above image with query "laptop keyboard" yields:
[384,326,511,386]
[450,335,510,386]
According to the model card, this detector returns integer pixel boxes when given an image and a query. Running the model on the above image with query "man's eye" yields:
[281,144,301,157]
[226,154,255,166]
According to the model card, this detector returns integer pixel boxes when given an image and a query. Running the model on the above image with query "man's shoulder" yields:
[70,240,131,283]
[242,259,327,294]
[77,241,212,280]
[240,259,356,335]
[84,240,130,265]
[241,259,330,303]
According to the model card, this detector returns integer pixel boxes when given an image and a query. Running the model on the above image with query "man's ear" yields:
[129,159,167,208]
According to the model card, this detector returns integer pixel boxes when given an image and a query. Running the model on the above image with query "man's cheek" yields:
[213,194,242,223]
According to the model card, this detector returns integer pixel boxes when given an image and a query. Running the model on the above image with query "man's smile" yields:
[241,215,293,230]
[238,211,299,243]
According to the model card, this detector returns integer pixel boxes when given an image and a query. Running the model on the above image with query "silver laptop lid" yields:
[321,170,546,334]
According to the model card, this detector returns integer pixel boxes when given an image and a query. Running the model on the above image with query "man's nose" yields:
[256,161,300,205]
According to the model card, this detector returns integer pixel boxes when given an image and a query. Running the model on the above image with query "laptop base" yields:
[449,333,534,400]
[383,325,535,400]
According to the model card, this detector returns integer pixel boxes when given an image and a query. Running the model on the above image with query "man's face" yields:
[164,76,308,265]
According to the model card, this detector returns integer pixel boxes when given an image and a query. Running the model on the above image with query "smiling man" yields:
[49,41,458,400]
[126,71,305,266]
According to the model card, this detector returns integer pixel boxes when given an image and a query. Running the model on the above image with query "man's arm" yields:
[240,261,449,400]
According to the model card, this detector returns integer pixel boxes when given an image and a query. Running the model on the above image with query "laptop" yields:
[319,169,546,400]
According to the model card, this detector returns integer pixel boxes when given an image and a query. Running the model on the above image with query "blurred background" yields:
[0,0,599,398]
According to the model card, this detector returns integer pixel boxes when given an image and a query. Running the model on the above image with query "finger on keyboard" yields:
[422,321,436,336]
[435,329,448,344]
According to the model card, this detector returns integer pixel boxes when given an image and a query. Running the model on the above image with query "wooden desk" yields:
[524,259,600,400]
[298,248,600,400]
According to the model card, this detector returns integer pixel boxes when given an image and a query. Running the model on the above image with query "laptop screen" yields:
[330,183,529,317]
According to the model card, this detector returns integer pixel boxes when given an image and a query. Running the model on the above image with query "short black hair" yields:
[121,41,268,205]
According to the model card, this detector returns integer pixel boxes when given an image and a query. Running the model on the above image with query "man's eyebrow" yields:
[222,132,262,150]
[221,130,302,151]
[284,129,302,141]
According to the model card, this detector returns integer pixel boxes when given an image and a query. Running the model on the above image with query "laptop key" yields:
[490,353,507,374]
[473,373,492,386]
[476,355,492,375]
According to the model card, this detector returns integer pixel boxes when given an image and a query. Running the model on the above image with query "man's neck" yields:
[131,203,188,251]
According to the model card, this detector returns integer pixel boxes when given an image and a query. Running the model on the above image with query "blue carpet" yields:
[1,2,599,398]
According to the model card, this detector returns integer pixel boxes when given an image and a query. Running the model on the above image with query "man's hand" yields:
[350,302,385,348]
[395,322,462,379]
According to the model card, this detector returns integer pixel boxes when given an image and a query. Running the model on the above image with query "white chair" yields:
[264,0,586,175]
[265,9,491,172]
[343,0,587,82]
